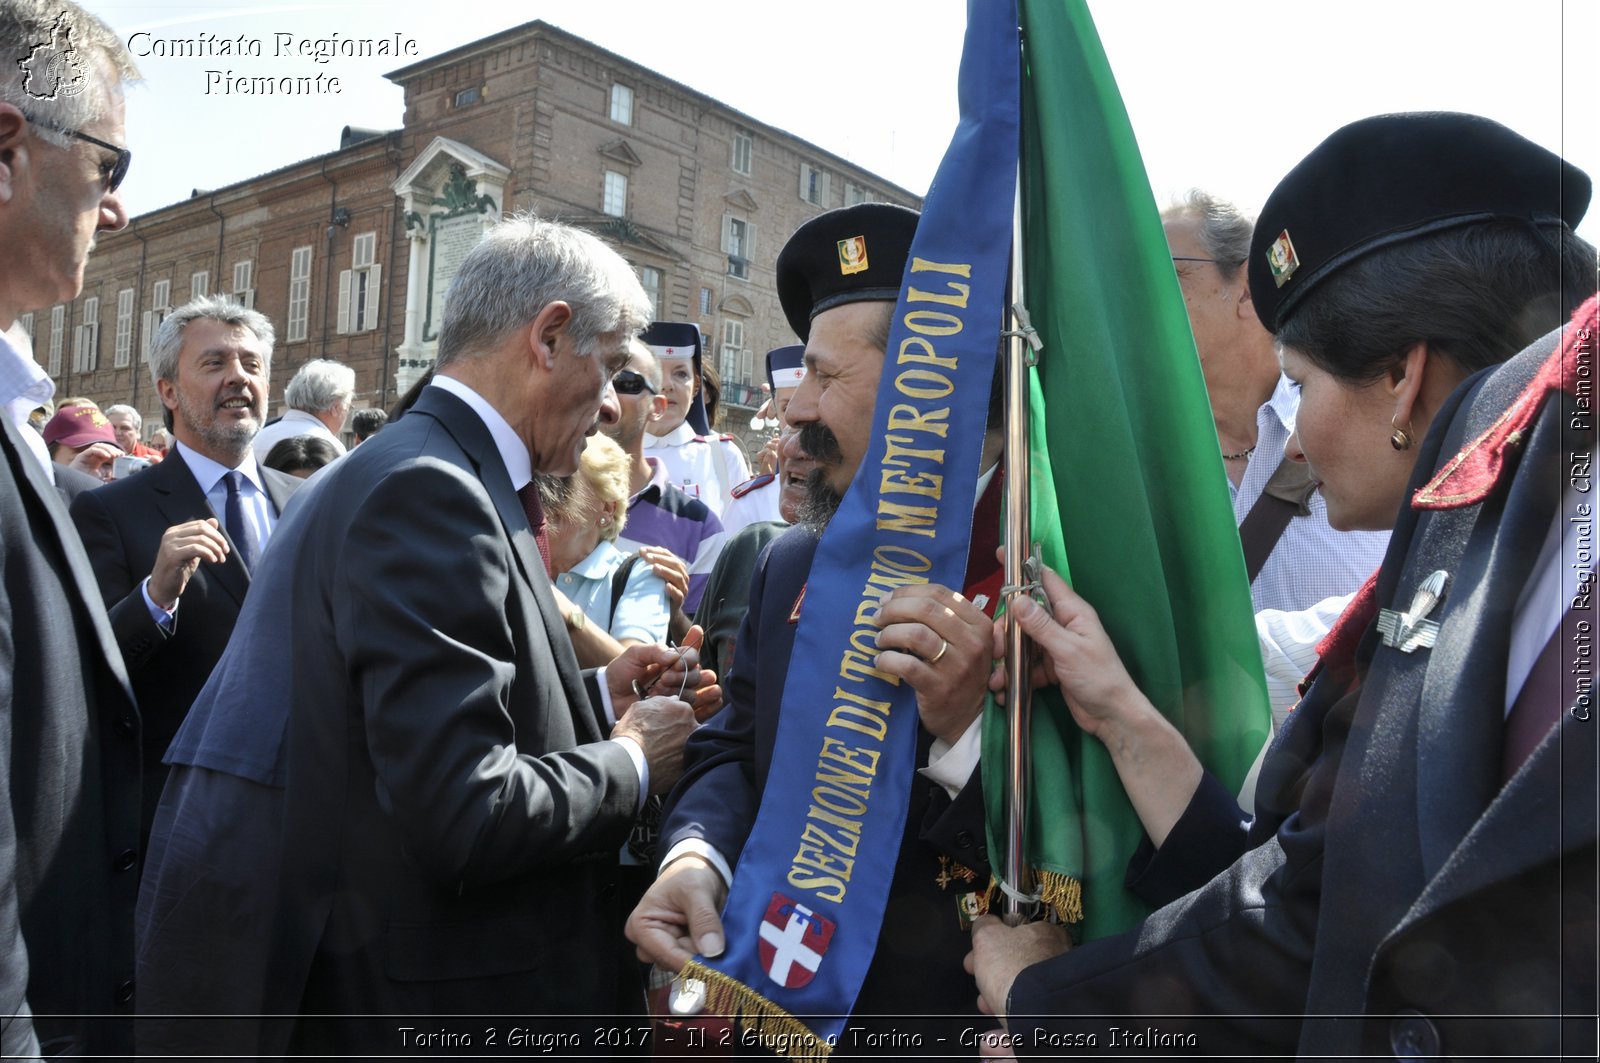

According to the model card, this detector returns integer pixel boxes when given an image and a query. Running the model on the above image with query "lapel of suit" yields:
[417,390,602,744]
[153,449,252,607]
[1410,357,1565,878]
[0,413,135,700]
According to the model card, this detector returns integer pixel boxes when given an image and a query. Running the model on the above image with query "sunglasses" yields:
[23,113,131,192]
[612,369,657,396]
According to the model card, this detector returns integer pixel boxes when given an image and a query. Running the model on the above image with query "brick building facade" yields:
[28,19,919,453]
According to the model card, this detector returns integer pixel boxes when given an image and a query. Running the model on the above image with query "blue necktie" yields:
[224,471,261,572]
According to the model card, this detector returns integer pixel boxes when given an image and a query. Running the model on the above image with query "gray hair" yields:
[1163,189,1254,280]
[284,358,355,413]
[149,294,276,388]
[435,212,652,368]
[104,402,140,430]
[0,0,140,147]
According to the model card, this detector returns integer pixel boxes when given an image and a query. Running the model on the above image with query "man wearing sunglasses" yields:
[605,336,727,618]
[0,1,142,1056]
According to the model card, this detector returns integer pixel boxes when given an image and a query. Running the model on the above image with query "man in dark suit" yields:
[137,213,707,1056]
[71,295,301,840]
[969,114,1598,1057]
[627,204,1006,1039]
[0,2,142,1055]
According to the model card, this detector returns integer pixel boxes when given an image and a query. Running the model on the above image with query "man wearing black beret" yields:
[628,203,1007,1042]
[970,112,1598,1056]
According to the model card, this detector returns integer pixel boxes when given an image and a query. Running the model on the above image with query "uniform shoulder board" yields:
[718,433,738,443]
[731,473,776,499]
[688,434,711,444]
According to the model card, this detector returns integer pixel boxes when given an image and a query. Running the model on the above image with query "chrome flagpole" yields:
[1002,166,1041,924]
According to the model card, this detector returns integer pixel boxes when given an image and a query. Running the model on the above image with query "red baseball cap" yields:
[41,406,122,451]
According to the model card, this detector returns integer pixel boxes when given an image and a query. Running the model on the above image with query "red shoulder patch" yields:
[731,473,776,499]
[1415,295,1598,510]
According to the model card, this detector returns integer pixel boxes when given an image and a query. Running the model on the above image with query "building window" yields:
[191,270,209,299]
[639,266,663,319]
[288,246,312,342]
[233,260,255,308]
[732,131,752,175]
[48,305,64,376]
[72,295,99,373]
[699,287,712,315]
[453,86,481,108]
[723,216,752,281]
[141,278,170,361]
[602,170,628,217]
[844,181,872,207]
[719,319,749,385]
[609,83,633,125]
[799,163,831,206]
[337,233,381,334]
[114,288,134,367]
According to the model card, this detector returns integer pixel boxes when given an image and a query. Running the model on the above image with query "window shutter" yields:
[363,265,381,330]
[337,269,352,334]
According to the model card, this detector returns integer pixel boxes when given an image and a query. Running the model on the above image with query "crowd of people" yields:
[1,0,1594,1058]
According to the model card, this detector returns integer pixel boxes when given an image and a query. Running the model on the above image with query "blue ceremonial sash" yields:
[681,1,1019,1055]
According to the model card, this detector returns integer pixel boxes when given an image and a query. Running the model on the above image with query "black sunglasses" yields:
[612,369,656,396]
[23,112,131,192]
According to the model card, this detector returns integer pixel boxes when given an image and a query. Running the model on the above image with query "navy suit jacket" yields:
[0,415,141,1057]
[70,449,301,839]
[136,387,640,1055]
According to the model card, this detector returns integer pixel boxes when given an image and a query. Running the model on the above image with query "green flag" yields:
[982,0,1273,940]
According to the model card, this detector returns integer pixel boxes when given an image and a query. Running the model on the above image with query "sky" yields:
[92,0,1598,244]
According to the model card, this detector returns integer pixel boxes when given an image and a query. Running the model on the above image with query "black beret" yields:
[765,344,805,392]
[776,203,920,341]
[1249,112,1591,333]
[641,321,710,434]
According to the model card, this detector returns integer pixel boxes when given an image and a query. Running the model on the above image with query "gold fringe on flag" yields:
[1035,869,1084,925]
[679,960,834,1063]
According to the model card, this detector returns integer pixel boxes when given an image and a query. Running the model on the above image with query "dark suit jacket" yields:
[1009,321,1598,1057]
[69,450,301,839]
[0,415,142,1058]
[660,527,991,1038]
[137,386,642,1055]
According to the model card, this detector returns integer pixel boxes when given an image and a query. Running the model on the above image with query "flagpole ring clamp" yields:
[995,873,1043,924]
[1005,301,1045,366]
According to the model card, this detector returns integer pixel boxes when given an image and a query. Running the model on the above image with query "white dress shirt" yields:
[0,325,56,483]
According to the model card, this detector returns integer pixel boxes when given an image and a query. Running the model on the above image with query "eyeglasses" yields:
[1171,256,1217,265]
[22,112,131,192]
[611,369,657,396]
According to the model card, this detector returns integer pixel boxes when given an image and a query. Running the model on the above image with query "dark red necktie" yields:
[516,481,553,577]
[1501,602,1581,782]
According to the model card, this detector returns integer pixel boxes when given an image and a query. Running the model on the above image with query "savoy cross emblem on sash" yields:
[757,894,836,989]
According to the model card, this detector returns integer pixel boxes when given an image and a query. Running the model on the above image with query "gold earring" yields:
[1390,416,1413,451]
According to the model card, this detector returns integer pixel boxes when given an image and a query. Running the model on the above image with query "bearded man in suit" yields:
[71,296,302,841]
